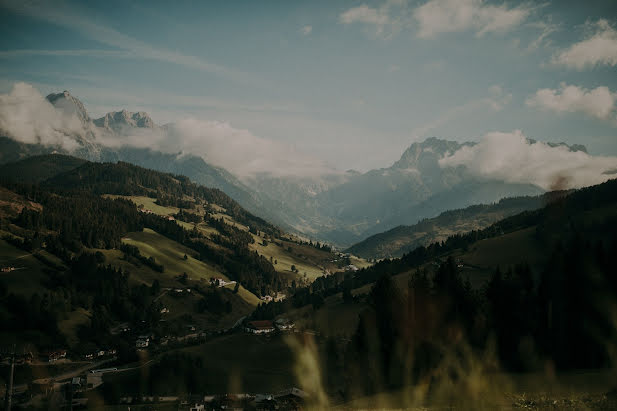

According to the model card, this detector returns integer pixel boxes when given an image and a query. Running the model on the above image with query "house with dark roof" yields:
[245,320,275,334]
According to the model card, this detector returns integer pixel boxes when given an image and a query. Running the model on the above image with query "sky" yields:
[1,0,617,173]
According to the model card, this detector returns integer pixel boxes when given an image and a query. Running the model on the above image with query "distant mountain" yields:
[345,193,557,259]
[93,110,157,132]
[0,89,601,247]
[297,137,544,246]
[46,90,90,123]
[0,92,281,227]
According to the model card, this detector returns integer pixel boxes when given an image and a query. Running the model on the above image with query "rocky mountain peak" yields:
[46,90,90,124]
[392,137,474,170]
[93,110,156,133]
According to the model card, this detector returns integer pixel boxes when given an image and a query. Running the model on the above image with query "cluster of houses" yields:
[260,292,286,303]
[44,349,67,363]
[136,329,207,349]
[83,348,117,360]
[244,318,295,334]
[1,348,118,364]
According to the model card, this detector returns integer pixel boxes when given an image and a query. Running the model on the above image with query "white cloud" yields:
[414,0,531,38]
[339,0,410,37]
[526,18,559,51]
[526,83,616,121]
[0,82,86,151]
[553,19,617,70]
[340,5,390,26]
[0,83,333,179]
[439,130,617,190]
[0,49,134,59]
[300,25,312,35]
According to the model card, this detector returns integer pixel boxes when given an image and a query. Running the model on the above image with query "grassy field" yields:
[0,239,53,297]
[120,228,260,306]
[103,195,178,216]
[338,369,617,410]
[250,236,327,283]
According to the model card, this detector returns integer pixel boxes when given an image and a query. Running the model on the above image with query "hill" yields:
[345,193,556,259]
[249,178,617,404]
[0,156,349,355]
[0,154,86,184]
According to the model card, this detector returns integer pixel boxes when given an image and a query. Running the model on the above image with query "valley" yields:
[0,89,616,410]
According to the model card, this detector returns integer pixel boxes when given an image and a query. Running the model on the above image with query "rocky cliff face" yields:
[93,110,156,133]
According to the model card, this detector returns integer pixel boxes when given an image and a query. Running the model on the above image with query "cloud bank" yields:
[0,83,86,151]
[339,0,531,39]
[553,20,617,70]
[526,84,616,122]
[414,0,530,38]
[439,130,617,190]
[117,119,334,179]
[0,83,333,179]
[339,0,409,37]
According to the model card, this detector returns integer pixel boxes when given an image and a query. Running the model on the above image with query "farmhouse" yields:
[44,350,67,362]
[210,277,235,287]
[245,320,275,334]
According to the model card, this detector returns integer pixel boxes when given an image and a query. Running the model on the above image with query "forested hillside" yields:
[0,156,341,358]
[250,178,617,404]
[346,193,559,259]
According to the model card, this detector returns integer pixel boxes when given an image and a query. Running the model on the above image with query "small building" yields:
[245,320,275,334]
[136,336,150,348]
[71,377,82,389]
[275,318,295,331]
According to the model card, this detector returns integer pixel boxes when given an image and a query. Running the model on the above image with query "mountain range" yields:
[0,90,598,247]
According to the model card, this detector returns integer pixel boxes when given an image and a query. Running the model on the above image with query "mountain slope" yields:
[0,153,86,183]
[346,193,555,259]
[1,89,608,248]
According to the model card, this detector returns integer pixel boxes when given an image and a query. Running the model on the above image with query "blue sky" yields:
[1,0,616,172]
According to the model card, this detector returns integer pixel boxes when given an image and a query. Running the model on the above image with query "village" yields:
[1,309,300,409]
